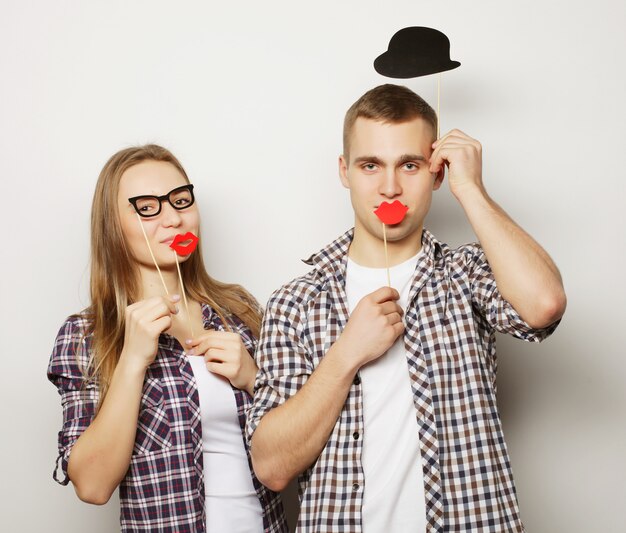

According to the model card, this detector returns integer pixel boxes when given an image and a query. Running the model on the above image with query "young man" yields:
[247,84,566,532]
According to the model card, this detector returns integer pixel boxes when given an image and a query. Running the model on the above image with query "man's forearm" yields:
[251,340,357,492]
[456,184,567,327]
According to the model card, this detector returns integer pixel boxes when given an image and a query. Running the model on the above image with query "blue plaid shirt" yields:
[49,303,287,533]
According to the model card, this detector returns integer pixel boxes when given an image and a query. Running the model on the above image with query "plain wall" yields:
[1,1,624,531]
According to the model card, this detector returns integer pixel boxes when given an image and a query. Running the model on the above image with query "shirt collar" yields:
[303,227,441,280]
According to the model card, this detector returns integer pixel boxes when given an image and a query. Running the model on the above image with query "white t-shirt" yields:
[187,355,264,533]
[345,252,427,532]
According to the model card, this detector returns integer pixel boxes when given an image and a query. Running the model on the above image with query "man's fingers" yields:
[380,301,403,317]
[387,312,403,325]
[392,321,405,338]
[370,286,400,303]
[433,128,472,146]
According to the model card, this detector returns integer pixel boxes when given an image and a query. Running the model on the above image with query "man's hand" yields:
[429,129,566,329]
[334,286,404,373]
[430,129,484,199]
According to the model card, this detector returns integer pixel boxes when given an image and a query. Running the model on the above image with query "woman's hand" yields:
[120,295,180,371]
[187,331,258,395]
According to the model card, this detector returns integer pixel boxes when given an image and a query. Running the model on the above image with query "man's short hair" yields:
[343,84,438,161]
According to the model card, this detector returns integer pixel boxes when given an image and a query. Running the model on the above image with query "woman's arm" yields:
[65,296,178,504]
[67,357,146,504]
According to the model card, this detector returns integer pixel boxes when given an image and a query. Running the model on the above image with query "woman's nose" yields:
[160,202,183,227]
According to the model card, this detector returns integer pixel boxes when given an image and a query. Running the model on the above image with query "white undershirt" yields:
[345,252,427,533]
[186,355,264,533]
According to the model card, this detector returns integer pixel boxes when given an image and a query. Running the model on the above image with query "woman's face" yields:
[117,160,200,270]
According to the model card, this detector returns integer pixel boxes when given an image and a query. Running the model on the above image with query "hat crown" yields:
[374,26,460,79]
[388,26,452,58]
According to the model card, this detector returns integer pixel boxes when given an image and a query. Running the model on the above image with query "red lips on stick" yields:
[373,200,408,286]
[169,232,199,339]
[135,212,199,341]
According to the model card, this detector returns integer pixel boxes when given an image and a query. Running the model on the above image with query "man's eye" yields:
[363,163,377,171]
[404,163,418,170]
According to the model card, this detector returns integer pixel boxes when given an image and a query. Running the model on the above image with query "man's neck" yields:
[348,225,424,268]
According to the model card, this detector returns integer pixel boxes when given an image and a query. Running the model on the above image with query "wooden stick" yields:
[437,72,441,139]
[382,223,391,287]
[174,250,194,340]
[136,213,169,295]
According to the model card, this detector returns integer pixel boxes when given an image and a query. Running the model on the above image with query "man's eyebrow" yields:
[397,154,427,165]
[352,155,384,166]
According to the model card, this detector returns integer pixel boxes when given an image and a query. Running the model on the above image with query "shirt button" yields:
[352,431,359,440]
[353,375,361,385]
[352,483,360,491]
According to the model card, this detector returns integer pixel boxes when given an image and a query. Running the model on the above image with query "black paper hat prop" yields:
[374,26,460,137]
[374,26,460,79]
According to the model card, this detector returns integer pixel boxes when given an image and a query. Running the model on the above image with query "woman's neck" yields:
[138,264,182,300]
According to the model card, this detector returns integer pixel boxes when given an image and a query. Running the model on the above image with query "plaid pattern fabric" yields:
[48,303,287,533]
[247,228,559,532]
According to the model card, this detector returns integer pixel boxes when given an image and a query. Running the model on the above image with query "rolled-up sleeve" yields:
[245,288,313,444]
[47,317,99,485]
[467,246,560,342]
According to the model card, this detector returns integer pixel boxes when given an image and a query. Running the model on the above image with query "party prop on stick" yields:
[374,26,461,138]
[374,200,409,286]
[136,213,199,340]
[136,213,170,296]
[170,232,199,339]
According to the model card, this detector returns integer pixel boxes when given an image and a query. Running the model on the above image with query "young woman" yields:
[48,145,287,532]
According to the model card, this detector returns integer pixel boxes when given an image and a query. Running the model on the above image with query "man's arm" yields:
[430,130,567,328]
[250,286,404,492]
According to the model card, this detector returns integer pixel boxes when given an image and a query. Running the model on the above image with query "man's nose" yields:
[380,169,402,198]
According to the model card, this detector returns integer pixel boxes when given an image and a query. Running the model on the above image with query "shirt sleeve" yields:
[228,313,258,357]
[245,288,313,443]
[467,246,561,342]
[47,316,99,485]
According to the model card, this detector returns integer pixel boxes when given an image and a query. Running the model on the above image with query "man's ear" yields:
[338,155,350,189]
[432,167,445,191]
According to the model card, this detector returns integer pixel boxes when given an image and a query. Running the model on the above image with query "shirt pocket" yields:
[133,377,172,455]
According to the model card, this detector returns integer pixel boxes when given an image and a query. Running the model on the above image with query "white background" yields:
[1,1,624,531]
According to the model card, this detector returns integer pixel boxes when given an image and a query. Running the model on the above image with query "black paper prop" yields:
[374,26,460,79]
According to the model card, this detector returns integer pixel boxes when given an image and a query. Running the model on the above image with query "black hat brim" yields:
[374,52,461,79]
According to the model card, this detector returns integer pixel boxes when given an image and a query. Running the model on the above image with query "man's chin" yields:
[378,222,422,243]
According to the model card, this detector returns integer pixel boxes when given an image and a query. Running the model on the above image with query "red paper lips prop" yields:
[169,232,199,256]
[374,200,408,225]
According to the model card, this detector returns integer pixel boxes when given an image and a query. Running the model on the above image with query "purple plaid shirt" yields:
[48,303,287,533]
[247,229,560,532]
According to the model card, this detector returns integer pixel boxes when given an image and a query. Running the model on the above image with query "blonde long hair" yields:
[85,144,261,400]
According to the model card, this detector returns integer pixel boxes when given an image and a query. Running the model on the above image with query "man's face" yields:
[339,117,442,246]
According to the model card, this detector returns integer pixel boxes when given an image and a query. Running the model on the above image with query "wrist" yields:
[245,365,257,396]
[453,182,490,209]
[117,351,149,379]
[325,339,360,382]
